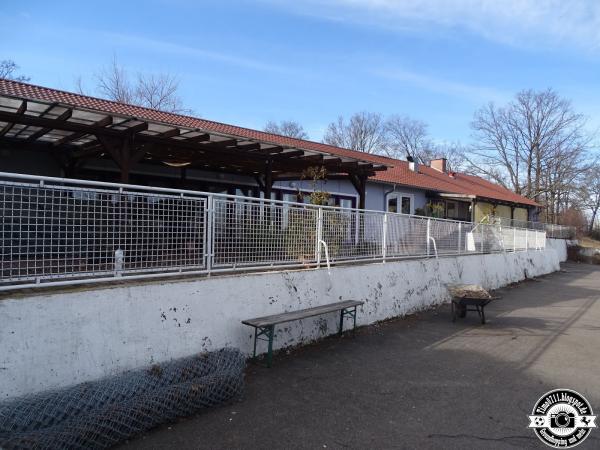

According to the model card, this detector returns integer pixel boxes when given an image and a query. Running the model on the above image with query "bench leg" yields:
[252,327,258,359]
[339,306,359,336]
[266,325,275,368]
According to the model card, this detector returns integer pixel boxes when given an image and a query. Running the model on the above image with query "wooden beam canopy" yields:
[0,101,386,187]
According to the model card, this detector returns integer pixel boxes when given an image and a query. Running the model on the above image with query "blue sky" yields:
[2,0,600,143]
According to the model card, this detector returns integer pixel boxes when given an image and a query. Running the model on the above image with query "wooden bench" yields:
[242,300,364,367]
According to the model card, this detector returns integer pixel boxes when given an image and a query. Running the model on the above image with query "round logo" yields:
[528,389,596,448]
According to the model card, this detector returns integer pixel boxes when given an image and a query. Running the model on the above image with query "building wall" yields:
[474,201,531,223]
[495,204,512,219]
[514,207,529,222]
[364,182,428,212]
[474,201,494,222]
[0,248,559,400]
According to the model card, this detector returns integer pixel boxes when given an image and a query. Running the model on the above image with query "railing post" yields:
[426,218,431,256]
[480,224,484,253]
[382,213,388,262]
[315,207,323,267]
[458,222,462,255]
[205,195,214,273]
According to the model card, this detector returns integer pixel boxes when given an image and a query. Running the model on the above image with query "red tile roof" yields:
[361,152,539,207]
[0,79,539,207]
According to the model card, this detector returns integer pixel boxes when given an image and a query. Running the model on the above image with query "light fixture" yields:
[162,161,192,168]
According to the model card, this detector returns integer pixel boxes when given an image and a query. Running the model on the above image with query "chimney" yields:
[407,154,419,173]
[430,158,447,173]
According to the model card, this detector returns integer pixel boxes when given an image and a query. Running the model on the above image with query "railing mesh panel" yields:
[0,174,548,289]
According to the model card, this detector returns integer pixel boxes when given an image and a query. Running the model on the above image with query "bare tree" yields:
[323,112,387,154]
[468,89,593,222]
[468,102,521,191]
[135,73,189,113]
[576,166,600,232]
[428,141,467,172]
[0,60,30,82]
[96,57,134,104]
[264,120,309,139]
[384,115,430,162]
[92,57,191,114]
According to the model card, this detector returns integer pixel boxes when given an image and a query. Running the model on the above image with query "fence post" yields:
[205,195,214,273]
[513,227,516,252]
[535,230,538,249]
[382,213,388,262]
[315,207,323,267]
[426,218,431,256]
[458,222,462,255]
[525,228,528,250]
[480,224,484,253]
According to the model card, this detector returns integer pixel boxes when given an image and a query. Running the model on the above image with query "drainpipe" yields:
[383,184,397,211]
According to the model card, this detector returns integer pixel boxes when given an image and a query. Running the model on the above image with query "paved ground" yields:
[120,263,600,449]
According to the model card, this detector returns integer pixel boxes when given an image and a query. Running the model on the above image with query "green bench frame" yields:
[242,300,364,367]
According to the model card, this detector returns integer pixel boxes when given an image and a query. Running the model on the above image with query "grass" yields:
[579,236,600,249]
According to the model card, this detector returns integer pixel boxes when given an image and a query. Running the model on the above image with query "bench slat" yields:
[242,300,363,328]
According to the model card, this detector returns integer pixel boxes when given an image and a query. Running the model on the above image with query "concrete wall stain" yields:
[0,249,561,399]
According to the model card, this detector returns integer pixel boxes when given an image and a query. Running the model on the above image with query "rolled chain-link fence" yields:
[0,348,245,450]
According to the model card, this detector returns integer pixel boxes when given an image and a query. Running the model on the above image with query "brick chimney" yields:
[430,158,447,173]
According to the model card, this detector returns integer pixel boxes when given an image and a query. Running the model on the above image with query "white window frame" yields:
[386,192,415,215]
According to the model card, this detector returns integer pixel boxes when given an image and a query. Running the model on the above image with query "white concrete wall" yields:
[546,238,568,262]
[0,249,559,400]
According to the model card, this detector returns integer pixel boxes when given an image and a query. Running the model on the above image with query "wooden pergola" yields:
[0,92,387,208]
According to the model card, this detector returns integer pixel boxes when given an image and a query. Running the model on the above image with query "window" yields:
[386,193,414,215]
[339,198,353,209]
[387,197,398,213]
[446,201,459,219]
[401,197,411,215]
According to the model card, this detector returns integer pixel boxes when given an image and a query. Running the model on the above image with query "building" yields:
[0,79,539,222]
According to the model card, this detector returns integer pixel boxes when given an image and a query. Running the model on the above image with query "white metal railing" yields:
[492,216,575,239]
[544,223,576,239]
[0,172,546,290]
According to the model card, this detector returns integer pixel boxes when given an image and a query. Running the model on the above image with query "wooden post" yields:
[348,173,367,210]
[96,134,148,184]
[264,159,273,199]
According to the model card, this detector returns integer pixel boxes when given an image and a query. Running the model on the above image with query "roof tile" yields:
[0,79,539,207]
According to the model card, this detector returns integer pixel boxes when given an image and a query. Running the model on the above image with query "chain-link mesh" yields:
[0,348,244,450]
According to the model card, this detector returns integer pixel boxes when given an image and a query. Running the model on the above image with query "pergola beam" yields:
[158,128,180,138]
[0,100,27,137]
[27,108,73,142]
[0,109,382,181]
[52,115,113,147]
